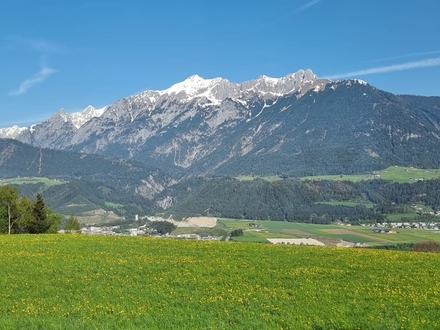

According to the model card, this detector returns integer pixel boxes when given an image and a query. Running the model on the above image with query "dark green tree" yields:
[150,221,176,235]
[0,187,61,234]
[230,229,244,237]
[27,193,50,234]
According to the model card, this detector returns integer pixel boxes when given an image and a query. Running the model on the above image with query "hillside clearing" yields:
[0,177,64,187]
[301,166,440,183]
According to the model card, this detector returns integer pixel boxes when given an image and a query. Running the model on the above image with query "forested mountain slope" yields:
[0,138,174,199]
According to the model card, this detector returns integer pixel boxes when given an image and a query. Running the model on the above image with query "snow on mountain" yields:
[0,105,107,140]
[0,125,28,139]
[158,75,236,105]
[128,69,325,109]
[240,69,323,97]
[1,69,331,159]
[4,69,440,181]
[70,105,107,129]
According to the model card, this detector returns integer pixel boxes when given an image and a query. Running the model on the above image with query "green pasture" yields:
[379,166,440,183]
[0,177,64,187]
[0,235,439,329]
[301,166,440,183]
[369,228,440,244]
[231,230,293,243]
[386,213,419,222]
[104,202,124,209]
[219,219,440,245]
[301,174,369,182]
[317,201,375,208]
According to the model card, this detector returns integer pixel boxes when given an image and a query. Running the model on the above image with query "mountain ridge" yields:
[2,69,440,179]
[0,69,324,135]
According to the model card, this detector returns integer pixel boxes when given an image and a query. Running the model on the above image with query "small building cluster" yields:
[159,233,220,240]
[81,226,120,235]
[267,238,325,246]
[363,222,440,230]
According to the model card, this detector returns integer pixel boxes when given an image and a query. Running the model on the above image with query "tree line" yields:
[0,186,62,234]
[157,176,440,223]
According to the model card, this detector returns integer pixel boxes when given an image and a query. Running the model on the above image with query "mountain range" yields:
[3,69,440,179]
[2,69,440,222]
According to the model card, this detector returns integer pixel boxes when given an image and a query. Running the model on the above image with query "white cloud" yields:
[9,63,57,96]
[324,57,440,79]
[296,0,322,12]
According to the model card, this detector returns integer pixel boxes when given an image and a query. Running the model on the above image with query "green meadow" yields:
[0,177,64,187]
[301,166,440,183]
[219,219,440,245]
[317,201,375,208]
[0,235,439,329]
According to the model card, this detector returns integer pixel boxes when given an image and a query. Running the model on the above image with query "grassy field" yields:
[0,234,439,329]
[104,202,124,209]
[0,177,64,187]
[219,219,440,245]
[301,166,440,183]
[317,201,375,208]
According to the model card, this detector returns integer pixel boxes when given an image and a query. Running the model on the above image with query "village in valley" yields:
[76,213,440,249]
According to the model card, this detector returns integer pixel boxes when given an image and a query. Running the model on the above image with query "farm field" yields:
[301,166,440,183]
[0,235,439,329]
[237,165,440,183]
[219,219,440,245]
[0,177,64,187]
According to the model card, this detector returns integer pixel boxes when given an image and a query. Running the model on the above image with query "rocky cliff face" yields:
[3,69,440,177]
[1,70,326,169]
[0,105,107,148]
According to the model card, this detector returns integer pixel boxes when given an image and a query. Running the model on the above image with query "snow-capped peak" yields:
[239,69,323,97]
[354,79,368,86]
[70,105,107,129]
[158,74,234,104]
[52,108,70,123]
[257,75,280,85]
[0,125,27,138]
[163,75,221,94]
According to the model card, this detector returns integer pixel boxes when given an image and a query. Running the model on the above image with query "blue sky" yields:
[1,0,439,128]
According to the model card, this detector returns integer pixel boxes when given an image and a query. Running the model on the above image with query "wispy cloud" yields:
[368,50,440,63]
[324,57,440,80]
[295,0,322,13]
[9,62,57,96]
